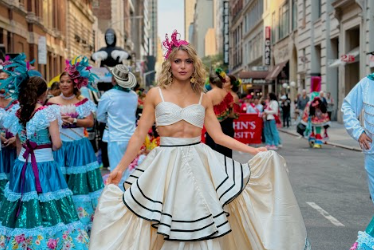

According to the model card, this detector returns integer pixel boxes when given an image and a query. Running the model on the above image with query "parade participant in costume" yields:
[97,64,138,189]
[48,56,104,230]
[345,74,374,249]
[226,75,241,119]
[0,60,18,202]
[264,93,281,150]
[205,68,235,157]
[301,77,330,148]
[0,55,89,249]
[89,30,310,250]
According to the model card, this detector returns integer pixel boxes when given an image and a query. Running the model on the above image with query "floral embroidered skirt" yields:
[53,138,104,231]
[0,157,89,249]
[90,137,310,250]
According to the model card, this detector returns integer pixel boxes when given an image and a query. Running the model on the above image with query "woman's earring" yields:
[190,76,196,84]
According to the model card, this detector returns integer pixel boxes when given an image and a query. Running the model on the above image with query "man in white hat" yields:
[97,64,138,188]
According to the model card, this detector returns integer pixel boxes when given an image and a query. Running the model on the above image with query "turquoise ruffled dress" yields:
[0,100,19,202]
[51,98,104,230]
[0,105,89,250]
[350,217,374,250]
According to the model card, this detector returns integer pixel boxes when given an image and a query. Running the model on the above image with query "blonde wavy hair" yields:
[157,44,206,94]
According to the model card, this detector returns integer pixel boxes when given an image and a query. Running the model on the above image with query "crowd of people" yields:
[0,28,371,249]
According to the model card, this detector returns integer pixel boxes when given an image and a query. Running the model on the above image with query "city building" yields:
[190,0,214,58]
[228,0,243,75]
[238,0,267,97]
[295,0,374,121]
[184,0,196,41]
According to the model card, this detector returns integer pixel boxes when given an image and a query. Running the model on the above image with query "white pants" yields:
[108,141,129,189]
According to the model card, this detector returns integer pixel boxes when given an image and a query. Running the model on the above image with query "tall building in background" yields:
[148,0,158,56]
[92,0,126,49]
[190,0,214,58]
[184,0,196,41]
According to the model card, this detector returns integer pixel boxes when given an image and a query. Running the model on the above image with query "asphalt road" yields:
[234,133,373,250]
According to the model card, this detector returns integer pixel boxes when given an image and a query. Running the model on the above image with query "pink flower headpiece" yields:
[0,55,12,69]
[162,30,189,59]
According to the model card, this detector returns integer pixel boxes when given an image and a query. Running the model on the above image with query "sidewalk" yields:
[279,121,362,152]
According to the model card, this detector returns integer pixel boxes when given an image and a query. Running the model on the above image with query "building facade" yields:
[190,0,214,58]
[184,0,196,41]
[229,0,244,75]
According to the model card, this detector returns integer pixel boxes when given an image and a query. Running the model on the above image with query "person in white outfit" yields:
[97,65,138,188]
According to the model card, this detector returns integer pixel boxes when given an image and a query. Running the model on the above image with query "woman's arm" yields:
[264,101,278,114]
[204,94,266,155]
[107,88,158,184]
[49,119,62,151]
[64,113,94,128]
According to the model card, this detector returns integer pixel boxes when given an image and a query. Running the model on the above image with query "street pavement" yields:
[234,132,372,249]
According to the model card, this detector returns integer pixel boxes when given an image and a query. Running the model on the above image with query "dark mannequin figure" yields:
[91,28,131,67]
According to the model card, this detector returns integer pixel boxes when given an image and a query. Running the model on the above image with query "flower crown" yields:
[162,30,189,59]
[0,53,41,99]
[215,68,227,82]
[65,56,98,91]
[233,78,242,87]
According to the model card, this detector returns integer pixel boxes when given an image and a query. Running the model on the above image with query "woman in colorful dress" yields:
[48,56,104,230]
[0,68,18,203]
[205,68,235,157]
[0,58,89,249]
[301,77,330,149]
[264,92,281,150]
[89,30,310,250]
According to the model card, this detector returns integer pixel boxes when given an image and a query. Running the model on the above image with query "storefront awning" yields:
[239,71,269,79]
[239,71,269,85]
[265,61,287,81]
[329,47,360,68]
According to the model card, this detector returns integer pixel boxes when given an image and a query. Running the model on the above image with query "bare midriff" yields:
[157,120,202,138]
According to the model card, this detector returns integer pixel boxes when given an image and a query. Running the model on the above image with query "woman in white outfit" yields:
[89,30,310,250]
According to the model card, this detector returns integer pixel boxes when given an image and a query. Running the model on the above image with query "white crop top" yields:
[155,88,205,128]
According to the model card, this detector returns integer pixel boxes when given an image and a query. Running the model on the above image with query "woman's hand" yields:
[4,137,16,147]
[61,115,72,126]
[106,168,124,185]
[249,147,268,155]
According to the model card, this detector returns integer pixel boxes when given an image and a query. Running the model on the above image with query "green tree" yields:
[201,54,228,73]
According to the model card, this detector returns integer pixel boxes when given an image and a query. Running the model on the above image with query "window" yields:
[279,4,289,39]
[316,0,321,19]
[292,0,298,30]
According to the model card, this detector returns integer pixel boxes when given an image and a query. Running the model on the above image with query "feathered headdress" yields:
[215,68,227,82]
[0,53,41,99]
[162,30,189,59]
[233,78,242,87]
[0,55,12,70]
[65,56,98,91]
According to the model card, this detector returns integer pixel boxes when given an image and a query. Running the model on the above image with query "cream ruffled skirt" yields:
[90,137,310,250]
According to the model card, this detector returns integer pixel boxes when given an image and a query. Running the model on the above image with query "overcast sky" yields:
[158,0,185,45]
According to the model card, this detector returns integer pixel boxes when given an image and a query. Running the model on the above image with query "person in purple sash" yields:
[0,54,89,249]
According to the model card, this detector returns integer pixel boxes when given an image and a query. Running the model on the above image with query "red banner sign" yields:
[202,114,263,145]
[233,114,263,144]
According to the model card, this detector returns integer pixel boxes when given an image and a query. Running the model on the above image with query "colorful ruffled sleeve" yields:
[76,98,97,118]
[3,108,21,135]
[213,92,234,122]
[26,105,62,138]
